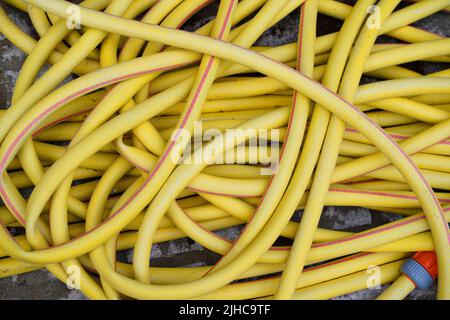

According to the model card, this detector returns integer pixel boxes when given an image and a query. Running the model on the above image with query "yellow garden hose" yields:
[276,0,402,299]
[0,0,448,300]
[376,274,416,300]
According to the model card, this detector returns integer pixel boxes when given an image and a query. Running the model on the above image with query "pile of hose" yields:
[0,0,449,300]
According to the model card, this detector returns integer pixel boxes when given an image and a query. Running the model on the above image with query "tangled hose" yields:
[0,0,449,300]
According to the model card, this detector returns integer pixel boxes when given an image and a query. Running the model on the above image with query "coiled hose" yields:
[0,0,449,300]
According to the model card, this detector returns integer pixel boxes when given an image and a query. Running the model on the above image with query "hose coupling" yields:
[401,251,438,290]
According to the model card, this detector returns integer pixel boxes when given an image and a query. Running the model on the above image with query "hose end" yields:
[401,251,438,290]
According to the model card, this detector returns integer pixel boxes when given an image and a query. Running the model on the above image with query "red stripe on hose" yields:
[344,127,450,146]
[312,215,425,249]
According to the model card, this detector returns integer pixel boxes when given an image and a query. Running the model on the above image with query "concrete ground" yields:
[0,0,448,300]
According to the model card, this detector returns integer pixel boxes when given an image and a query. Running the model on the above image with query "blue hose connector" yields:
[401,259,433,289]
[400,251,438,290]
